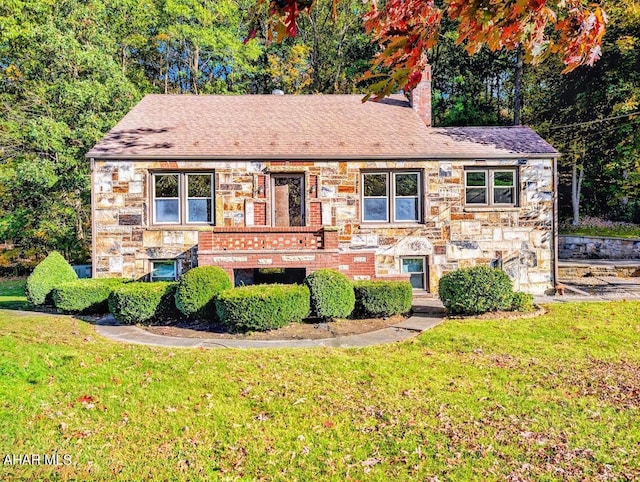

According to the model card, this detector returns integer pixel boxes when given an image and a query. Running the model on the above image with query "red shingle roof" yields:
[87,94,557,160]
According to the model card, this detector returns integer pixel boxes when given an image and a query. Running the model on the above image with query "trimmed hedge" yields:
[511,291,535,312]
[438,266,514,315]
[26,251,78,305]
[216,284,310,332]
[53,278,127,314]
[108,282,179,325]
[353,281,413,317]
[304,269,355,319]
[175,266,232,320]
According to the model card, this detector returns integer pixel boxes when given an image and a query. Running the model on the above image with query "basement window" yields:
[151,260,177,281]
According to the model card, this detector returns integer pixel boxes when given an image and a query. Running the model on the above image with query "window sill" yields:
[358,223,425,229]
[147,225,214,231]
[463,206,520,212]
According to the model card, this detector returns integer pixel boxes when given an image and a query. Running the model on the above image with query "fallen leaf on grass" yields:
[361,457,381,473]
[77,395,95,404]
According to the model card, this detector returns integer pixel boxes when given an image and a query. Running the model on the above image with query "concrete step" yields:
[558,263,640,279]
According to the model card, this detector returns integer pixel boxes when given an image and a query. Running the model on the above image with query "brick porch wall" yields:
[197,227,408,284]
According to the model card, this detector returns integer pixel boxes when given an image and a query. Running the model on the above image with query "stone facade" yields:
[92,157,555,294]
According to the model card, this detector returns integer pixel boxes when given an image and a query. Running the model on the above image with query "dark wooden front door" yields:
[272,175,304,227]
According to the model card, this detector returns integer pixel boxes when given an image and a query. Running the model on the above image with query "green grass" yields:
[0,302,639,480]
[560,225,640,239]
[0,278,29,310]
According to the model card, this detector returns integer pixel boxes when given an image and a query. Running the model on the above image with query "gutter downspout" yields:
[552,156,559,292]
[90,158,96,279]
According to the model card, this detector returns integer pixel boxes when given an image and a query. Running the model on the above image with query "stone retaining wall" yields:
[559,235,640,260]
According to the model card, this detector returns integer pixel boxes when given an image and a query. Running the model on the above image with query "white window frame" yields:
[150,260,178,281]
[401,256,427,291]
[362,171,422,223]
[186,173,215,224]
[152,172,215,225]
[464,168,517,207]
[152,173,181,225]
[362,172,390,223]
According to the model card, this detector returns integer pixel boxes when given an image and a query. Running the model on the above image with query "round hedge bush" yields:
[108,282,179,325]
[53,278,127,314]
[174,266,232,320]
[438,266,514,315]
[511,291,535,312]
[353,280,413,317]
[304,269,355,319]
[215,284,310,332]
[26,251,78,306]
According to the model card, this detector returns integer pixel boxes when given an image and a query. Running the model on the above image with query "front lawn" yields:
[0,278,29,310]
[1,301,639,480]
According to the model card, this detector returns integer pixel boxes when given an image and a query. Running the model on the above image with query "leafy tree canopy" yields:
[251,0,607,98]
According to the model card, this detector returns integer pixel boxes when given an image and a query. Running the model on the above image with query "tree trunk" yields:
[192,44,200,95]
[164,45,170,94]
[513,47,523,125]
[571,162,584,226]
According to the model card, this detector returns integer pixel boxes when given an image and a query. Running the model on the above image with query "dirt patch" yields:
[143,314,407,340]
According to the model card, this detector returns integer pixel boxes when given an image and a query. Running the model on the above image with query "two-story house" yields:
[87,66,559,294]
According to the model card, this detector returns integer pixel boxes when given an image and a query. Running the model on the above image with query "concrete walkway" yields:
[555,259,640,301]
[95,298,445,349]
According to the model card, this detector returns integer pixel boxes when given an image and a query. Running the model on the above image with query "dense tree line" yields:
[0,0,637,269]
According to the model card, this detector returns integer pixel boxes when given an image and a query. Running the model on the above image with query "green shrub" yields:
[53,278,127,314]
[438,266,514,315]
[304,269,355,319]
[215,284,310,332]
[511,291,535,312]
[26,251,78,305]
[353,281,413,317]
[108,282,179,325]
[175,266,232,319]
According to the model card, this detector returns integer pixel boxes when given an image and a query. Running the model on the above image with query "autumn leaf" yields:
[249,0,607,98]
[77,394,96,404]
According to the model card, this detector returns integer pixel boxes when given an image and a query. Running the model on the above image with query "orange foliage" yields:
[249,0,607,98]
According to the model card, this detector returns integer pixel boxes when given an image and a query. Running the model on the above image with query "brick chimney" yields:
[410,64,432,127]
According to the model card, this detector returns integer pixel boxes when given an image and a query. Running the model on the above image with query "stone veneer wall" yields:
[92,158,554,293]
[559,235,640,259]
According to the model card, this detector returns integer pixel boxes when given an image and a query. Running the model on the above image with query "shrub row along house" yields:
[87,66,559,294]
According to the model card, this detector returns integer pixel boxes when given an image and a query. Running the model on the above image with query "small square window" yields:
[402,257,427,290]
[151,260,177,281]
